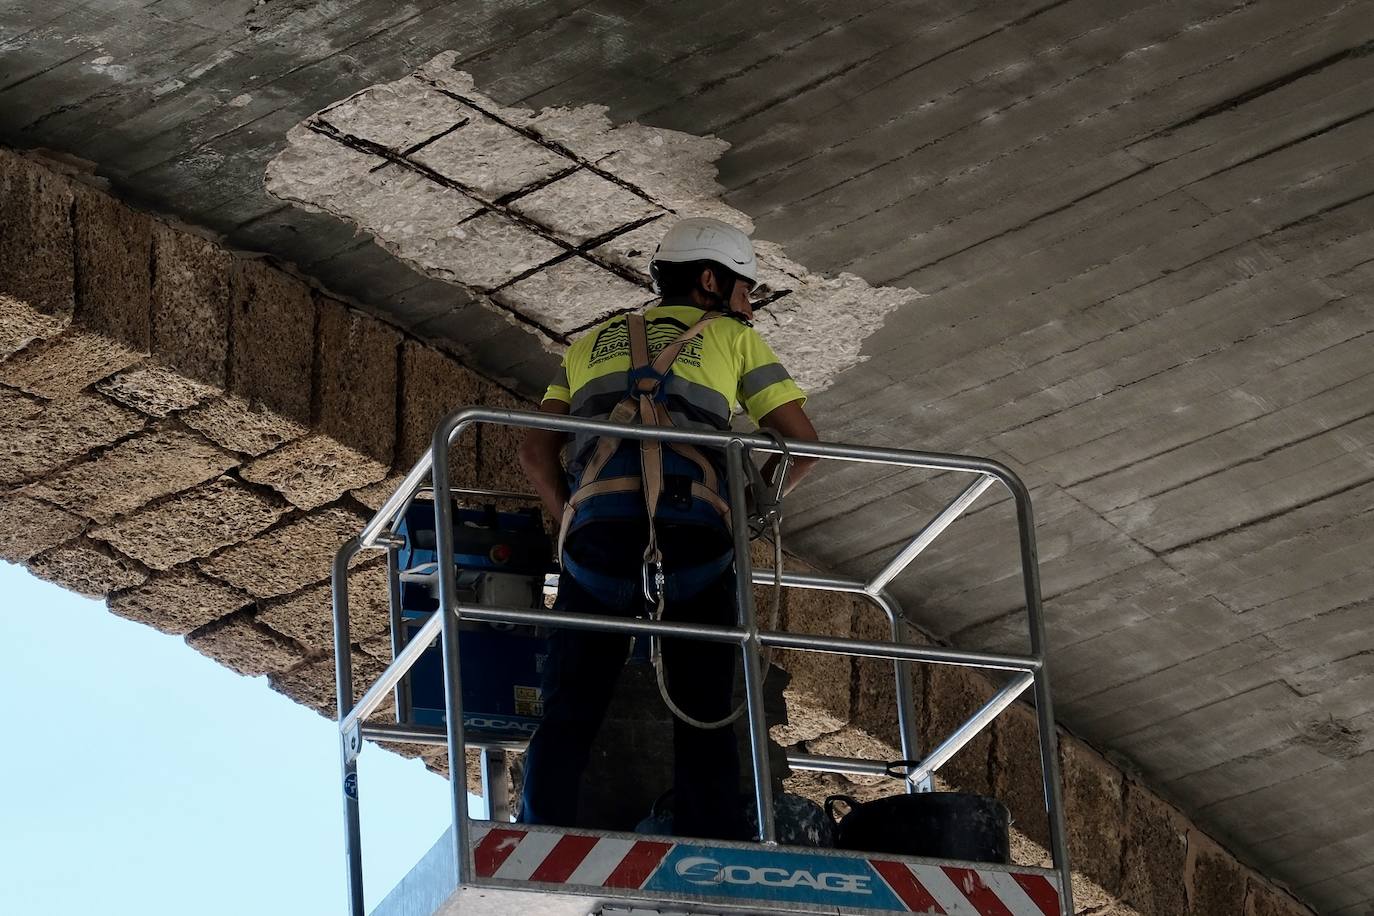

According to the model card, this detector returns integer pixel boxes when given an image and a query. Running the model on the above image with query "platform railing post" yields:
[332,538,366,916]
[430,415,475,887]
[1007,477,1074,916]
[876,594,928,793]
[725,439,776,843]
[386,546,411,725]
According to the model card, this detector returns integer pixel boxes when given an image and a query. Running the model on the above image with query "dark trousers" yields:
[518,568,746,841]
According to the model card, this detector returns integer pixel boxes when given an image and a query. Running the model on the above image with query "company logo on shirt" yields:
[587,316,704,368]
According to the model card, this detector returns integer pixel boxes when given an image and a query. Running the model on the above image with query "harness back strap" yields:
[557,311,722,561]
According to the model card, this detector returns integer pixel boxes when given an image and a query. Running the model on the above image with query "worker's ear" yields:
[699,266,721,295]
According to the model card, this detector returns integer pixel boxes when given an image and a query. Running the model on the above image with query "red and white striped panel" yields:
[470,825,1059,915]
[873,859,1060,916]
[473,825,670,890]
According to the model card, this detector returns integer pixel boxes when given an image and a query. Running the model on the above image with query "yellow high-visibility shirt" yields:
[543,303,805,470]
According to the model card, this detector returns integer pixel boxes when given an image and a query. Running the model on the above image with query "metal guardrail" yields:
[331,406,1074,916]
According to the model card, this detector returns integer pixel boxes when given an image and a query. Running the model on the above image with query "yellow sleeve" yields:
[543,359,572,404]
[737,327,806,424]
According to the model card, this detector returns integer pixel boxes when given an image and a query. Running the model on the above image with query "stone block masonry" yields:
[150,224,233,387]
[0,146,1314,916]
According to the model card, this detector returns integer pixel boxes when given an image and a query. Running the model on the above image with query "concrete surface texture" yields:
[2,0,1373,912]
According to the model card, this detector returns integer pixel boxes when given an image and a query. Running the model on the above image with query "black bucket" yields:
[825,791,1011,864]
[636,790,836,847]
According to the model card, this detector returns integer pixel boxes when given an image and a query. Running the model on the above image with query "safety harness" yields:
[558,311,749,728]
[557,310,795,730]
[557,311,731,587]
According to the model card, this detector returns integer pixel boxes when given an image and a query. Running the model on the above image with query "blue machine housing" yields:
[395,501,554,742]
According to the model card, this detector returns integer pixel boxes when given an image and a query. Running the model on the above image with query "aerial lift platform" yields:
[331,407,1075,916]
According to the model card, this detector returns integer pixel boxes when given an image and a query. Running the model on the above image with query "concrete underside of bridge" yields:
[2,1,1372,913]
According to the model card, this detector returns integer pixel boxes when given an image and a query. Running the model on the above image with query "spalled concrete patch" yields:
[493,255,652,335]
[199,506,366,599]
[317,76,461,149]
[181,395,307,457]
[28,427,237,523]
[92,476,291,571]
[266,54,921,388]
[0,144,1321,916]
[108,567,252,636]
[241,435,389,510]
[508,168,664,245]
[588,220,662,285]
[411,112,573,199]
[96,365,218,418]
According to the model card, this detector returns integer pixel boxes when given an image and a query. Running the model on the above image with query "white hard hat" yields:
[649,217,758,293]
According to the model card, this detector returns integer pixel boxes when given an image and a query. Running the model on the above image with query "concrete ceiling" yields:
[4,1,1374,912]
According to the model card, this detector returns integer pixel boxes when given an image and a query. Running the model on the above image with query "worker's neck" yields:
[660,294,721,312]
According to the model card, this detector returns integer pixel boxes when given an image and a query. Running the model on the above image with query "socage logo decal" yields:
[673,855,874,895]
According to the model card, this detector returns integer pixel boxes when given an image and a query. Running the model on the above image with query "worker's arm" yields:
[758,399,820,495]
[518,399,572,521]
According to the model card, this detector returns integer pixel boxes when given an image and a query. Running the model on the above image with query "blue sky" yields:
[0,561,466,914]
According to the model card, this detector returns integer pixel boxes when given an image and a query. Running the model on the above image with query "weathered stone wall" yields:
[0,147,511,778]
[0,147,1312,916]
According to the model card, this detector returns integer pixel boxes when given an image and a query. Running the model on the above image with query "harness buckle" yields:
[626,365,670,402]
[642,557,666,604]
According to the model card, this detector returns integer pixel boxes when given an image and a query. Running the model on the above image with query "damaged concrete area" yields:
[265,53,918,393]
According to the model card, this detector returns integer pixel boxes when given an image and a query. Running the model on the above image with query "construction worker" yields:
[517,217,819,840]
